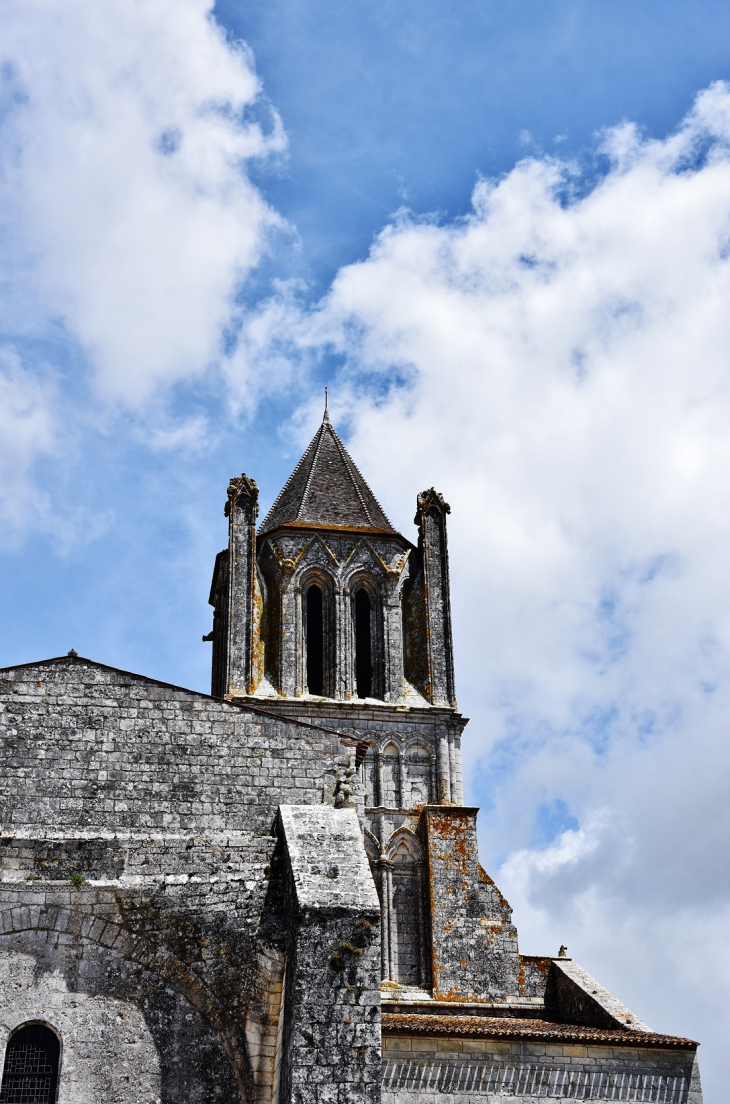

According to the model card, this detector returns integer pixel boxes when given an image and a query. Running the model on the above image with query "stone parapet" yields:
[275,805,382,1104]
[547,957,652,1032]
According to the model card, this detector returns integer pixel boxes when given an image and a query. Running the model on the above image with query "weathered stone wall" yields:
[418,807,525,1004]
[234,697,466,822]
[0,648,703,1102]
[0,810,383,1104]
[0,886,251,1103]
[0,657,346,834]
[0,656,381,1104]
[0,950,163,1104]
[0,791,301,1100]
[382,1034,703,1104]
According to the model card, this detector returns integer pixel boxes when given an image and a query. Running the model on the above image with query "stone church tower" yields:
[209,408,468,994]
[0,410,704,1103]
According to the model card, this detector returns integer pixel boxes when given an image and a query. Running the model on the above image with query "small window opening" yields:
[355,588,372,699]
[0,1024,60,1104]
[306,585,324,695]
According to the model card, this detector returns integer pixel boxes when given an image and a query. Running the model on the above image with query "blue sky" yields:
[219,0,730,286]
[3,1,730,1096]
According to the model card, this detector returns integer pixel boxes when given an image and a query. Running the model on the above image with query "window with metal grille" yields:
[0,1025,60,1104]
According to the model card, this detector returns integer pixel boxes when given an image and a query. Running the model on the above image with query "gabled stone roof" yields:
[258,412,395,535]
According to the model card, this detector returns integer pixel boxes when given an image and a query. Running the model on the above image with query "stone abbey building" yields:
[0,411,703,1102]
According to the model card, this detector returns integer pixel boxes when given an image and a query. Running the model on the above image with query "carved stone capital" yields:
[281,557,297,577]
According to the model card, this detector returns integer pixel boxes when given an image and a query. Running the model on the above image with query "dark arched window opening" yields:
[306,585,324,695]
[355,588,372,699]
[0,1024,60,1104]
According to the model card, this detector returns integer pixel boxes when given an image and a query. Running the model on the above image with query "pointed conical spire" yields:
[259,414,395,535]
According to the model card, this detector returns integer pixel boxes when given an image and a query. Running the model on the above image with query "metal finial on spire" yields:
[323,386,330,423]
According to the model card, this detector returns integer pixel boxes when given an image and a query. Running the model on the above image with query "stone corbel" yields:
[267,540,306,590]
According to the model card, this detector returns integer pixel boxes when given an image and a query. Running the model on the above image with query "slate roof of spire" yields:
[259,411,396,535]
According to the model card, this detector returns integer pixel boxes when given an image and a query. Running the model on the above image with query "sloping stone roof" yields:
[259,413,395,535]
[278,805,380,914]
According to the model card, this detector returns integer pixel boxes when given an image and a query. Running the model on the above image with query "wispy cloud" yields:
[0,349,57,534]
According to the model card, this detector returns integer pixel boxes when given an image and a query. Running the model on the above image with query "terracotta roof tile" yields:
[381,1014,698,1050]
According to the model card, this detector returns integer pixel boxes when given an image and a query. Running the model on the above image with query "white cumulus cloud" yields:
[273,82,730,1098]
[0,0,284,404]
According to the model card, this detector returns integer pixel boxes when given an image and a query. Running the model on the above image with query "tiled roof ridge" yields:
[381,1013,698,1050]
[258,432,319,534]
[327,422,373,526]
[298,422,331,521]
[327,421,394,531]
